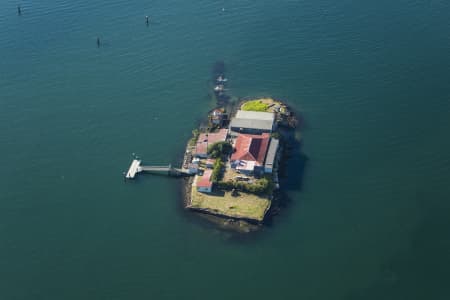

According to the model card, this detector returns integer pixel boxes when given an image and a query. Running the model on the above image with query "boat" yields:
[216,75,228,83]
[214,85,225,92]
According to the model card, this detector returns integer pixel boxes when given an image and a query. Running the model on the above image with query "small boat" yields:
[216,75,228,83]
[214,85,225,92]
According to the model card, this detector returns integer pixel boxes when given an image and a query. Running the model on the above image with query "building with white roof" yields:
[229,110,275,135]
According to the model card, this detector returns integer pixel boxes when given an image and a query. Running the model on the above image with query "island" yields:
[124,64,301,232]
[182,96,298,230]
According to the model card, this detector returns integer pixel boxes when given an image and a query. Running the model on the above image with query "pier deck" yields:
[140,165,171,172]
[126,159,141,179]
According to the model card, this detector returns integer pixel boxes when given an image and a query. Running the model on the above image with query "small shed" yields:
[235,160,256,175]
[264,138,279,173]
[196,170,213,193]
[205,158,216,169]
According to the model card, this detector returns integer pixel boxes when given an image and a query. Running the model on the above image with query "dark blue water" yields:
[1,0,450,299]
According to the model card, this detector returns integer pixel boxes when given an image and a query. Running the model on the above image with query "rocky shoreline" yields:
[181,170,263,233]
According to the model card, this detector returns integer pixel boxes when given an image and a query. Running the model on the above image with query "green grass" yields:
[241,100,270,112]
[189,184,271,221]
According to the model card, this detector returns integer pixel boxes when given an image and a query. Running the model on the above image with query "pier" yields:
[125,159,192,179]
[126,159,142,178]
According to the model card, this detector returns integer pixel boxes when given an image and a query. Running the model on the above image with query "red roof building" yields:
[231,133,271,165]
[195,129,228,158]
[196,169,213,193]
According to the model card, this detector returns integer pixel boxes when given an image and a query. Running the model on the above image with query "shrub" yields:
[211,159,224,183]
[217,181,234,190]
[270,132,281,140]
[207,141,232,158]
[241,100,269,112]
[188,129,200,146]
[217,177,274,194]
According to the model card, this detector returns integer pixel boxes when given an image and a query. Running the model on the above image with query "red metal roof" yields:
[197,170,213,188]
[195,129,228,156]
[231,133,270,165]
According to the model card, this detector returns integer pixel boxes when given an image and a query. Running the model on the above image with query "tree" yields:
[211,159,224,183]
[207,141,232,158]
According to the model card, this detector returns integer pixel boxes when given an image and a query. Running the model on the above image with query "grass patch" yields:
[189,184,271,222]
[241,100,270,112]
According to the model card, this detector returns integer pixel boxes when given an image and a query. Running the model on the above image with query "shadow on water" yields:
[263,118,309,229]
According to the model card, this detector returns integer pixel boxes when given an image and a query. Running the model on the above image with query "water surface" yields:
[1,0,450,299]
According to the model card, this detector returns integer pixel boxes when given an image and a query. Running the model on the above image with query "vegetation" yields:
[190,185,271,222]
[207,141,232,158]
[217,177,274,194]
[241,100,270,112]
[208,123,220,131]
[188,129,200,147]
[211,159,224,183]
[270,132,281,140]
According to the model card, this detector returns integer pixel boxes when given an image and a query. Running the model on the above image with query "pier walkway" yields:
[125,159,191,179]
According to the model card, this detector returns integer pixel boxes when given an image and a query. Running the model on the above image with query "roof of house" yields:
[231,133,271,165]
[230,110,275,131]
[195,129,228,155]
[197,170,213,188]
[229,118,274,131]
[236,160,256,171]
[235,110,275,121]
[211,109,223,116]
[264,138,279,168]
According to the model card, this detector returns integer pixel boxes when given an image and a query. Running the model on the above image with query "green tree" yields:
[207,141,232,158]
[211,159,224,183]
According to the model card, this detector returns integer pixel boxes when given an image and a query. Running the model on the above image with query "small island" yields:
[124,64,301,232]
[183,97,298,228]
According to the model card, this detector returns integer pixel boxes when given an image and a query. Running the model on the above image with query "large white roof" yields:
[235,110,275,121]
[230,118,273,131]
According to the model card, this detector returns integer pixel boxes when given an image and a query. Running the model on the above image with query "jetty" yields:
[125,159,192,179]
